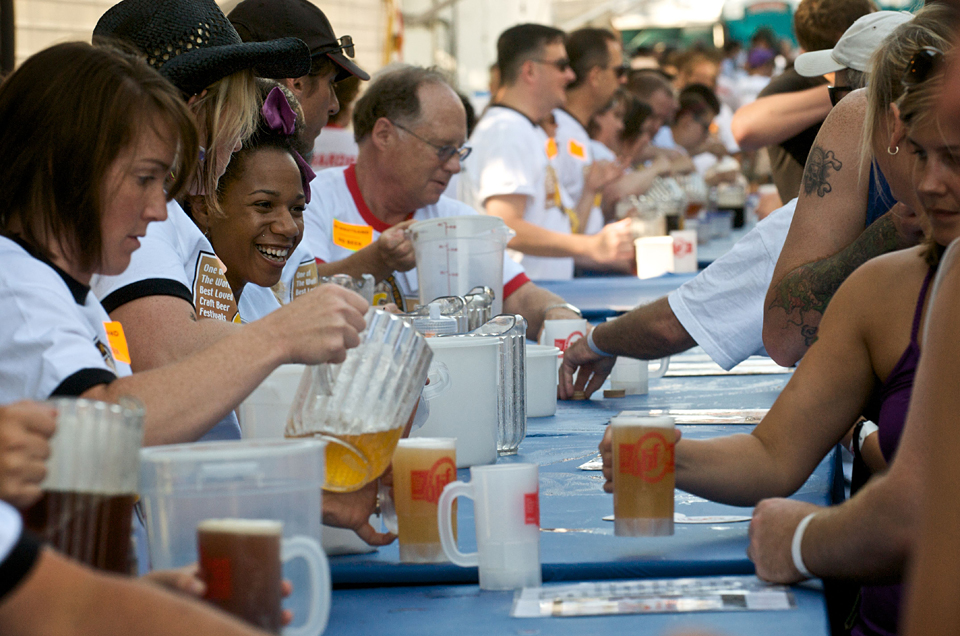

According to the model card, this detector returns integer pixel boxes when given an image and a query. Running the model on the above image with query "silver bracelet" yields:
[586,328,615,358]
[543,302,582,317]
[791,512,818,579]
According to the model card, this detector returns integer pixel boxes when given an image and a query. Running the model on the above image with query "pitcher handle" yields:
[422,361,451,401]
[650,356,670,379]
[318,435,373,492]
[281,535,330,636]
[438,480,476,568]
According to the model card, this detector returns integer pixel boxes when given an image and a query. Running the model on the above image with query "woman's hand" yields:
[0,401,57,509]
[269,284,369,366]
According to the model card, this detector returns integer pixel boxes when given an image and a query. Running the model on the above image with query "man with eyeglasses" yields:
[301,65,582,336]
[551,28,627,248]
[464,23,636,281]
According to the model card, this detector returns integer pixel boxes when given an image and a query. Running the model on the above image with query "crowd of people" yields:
[0,0,959,634]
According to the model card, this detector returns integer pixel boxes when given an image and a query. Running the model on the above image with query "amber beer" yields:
[197,519,284,634]
[289,427,404,493]
[23,490,136,573]
[611,415,675,536]
[392,438,457,563]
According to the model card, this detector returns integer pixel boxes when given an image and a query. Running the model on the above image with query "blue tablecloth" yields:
[538,275,696,319]
[330,373,840,587]
[326,578,830,636]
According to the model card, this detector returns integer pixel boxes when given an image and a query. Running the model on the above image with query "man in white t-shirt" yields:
[463,23,635,281]
[559,198,797,397]
[553,28,626,242]
[303,65,585,337]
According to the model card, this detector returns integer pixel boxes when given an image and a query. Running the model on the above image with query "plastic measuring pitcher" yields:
[408,215,515,316]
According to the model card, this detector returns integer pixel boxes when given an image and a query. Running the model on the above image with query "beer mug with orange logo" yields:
[611,415,675,536]
[392,438,457,563]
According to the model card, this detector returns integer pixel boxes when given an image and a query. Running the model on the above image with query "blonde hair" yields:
[190,68,260,215]
[861,4,958,169]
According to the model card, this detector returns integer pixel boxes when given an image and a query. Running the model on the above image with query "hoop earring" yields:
[887,145,900,156]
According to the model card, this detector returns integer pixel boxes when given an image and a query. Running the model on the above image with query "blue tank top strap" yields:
[910,267,936,344]
[865,162,895,228]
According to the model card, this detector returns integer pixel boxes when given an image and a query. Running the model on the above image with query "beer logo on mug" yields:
[524,492,540,526]
[619,432,675,483]
[410,457,457,504]
[673,239,693,257]
[554,331,585,352]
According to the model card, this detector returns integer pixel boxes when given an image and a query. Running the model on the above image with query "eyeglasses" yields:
[530,57,571,72]
[612,64,630,79]
[902,47,943,88]
[391,121,472,163]
[828,85,854,108]
[314,34,356,59]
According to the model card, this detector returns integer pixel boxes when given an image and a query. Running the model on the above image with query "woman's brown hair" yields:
[0,42,198,273]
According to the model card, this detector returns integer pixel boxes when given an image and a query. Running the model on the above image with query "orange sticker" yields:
[545,138,558,159]
[332,219,374,251]
[102,321,131,365]
[292,260,319,300]
[568,139,586,160]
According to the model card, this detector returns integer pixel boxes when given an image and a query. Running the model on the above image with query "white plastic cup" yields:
[634,236,675,279]
[670,229,698,273]
[604,317,669,395]
[540,318,588,353]
[437,463,541,590]
[525,345,561,417]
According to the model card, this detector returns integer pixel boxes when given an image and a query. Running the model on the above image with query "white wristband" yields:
[586,328,615,358]
[791,512,818,579]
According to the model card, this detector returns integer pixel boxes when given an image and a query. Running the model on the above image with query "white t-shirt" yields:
[667,198,796,370]
[552,109,604,236]
[463,105,575,280]
[237,242,319,323]
[311,125,359,171]
[302,164,529,312]
[0,501,40,601]
[90,200,241,441]
[0,236,131,402]
[591,140,617,163]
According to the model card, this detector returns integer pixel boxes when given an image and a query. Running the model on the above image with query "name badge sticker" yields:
[102,321,131,364]
[333,219,374,251]
[568,139,586,160]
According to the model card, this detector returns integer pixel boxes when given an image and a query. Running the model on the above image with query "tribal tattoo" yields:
[803,145,843,198]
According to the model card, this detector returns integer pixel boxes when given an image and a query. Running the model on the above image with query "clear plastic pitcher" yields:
[139,439,330,636]
[408,215,515,316]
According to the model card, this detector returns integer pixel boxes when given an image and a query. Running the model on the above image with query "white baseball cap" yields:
[795,11,914,77]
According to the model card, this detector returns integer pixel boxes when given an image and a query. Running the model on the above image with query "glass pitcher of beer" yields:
[286,308,433,492]
[22,397,144,573]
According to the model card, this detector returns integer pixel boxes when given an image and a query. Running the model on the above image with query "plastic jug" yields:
[139,439,330,636]
[408,215,515,316]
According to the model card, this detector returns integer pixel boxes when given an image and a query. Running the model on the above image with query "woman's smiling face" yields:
[207,147,305,295]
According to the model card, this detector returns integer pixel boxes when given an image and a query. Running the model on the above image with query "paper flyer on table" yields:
[511,576,795,618]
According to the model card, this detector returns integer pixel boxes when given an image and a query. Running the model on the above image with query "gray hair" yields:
[352,64,451,142]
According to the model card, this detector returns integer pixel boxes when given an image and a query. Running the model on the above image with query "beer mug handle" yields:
[421,361,450,402]
[649,357,670,379]
[437,480,477,568]
[281,535,330,636]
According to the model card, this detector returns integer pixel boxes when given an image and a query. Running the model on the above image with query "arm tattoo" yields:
[803,145,843,197]
[768,212,904,344]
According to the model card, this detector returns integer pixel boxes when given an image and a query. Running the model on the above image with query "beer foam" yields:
[197,518,283,535]
[397,437,457,450]
[609,415,675,429]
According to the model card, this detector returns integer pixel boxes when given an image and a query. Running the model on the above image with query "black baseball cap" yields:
[228,0,370,82]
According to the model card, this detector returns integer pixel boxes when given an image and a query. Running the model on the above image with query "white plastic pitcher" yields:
[408,215,515,316]
[139,440,330,636]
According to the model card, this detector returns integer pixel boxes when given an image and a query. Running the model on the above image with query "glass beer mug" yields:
[286,309,433,492]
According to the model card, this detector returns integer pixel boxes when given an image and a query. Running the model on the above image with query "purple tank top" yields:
[854,267,934,636]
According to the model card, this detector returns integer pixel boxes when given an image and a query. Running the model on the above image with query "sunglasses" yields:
[613,64,630,79]
[901,47,943,88]
[314,34,356,59]
[828,85,854,108]
[531,57,571,72]
[391,121,472,163]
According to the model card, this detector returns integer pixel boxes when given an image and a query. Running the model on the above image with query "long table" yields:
[538,274,695,320]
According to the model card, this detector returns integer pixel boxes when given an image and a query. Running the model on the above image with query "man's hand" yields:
[588,218,635,264]
[322,480,396,547]
[747,498,822,583]
[599,426,681,494]
[0,401,57,509]
[559,334,616,400]
[376,219,417,273]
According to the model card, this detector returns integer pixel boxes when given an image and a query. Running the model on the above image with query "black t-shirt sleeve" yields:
[100,279,193,314]
[50,368,117,397]
[0,530,41,601]
[758,68,830,170]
